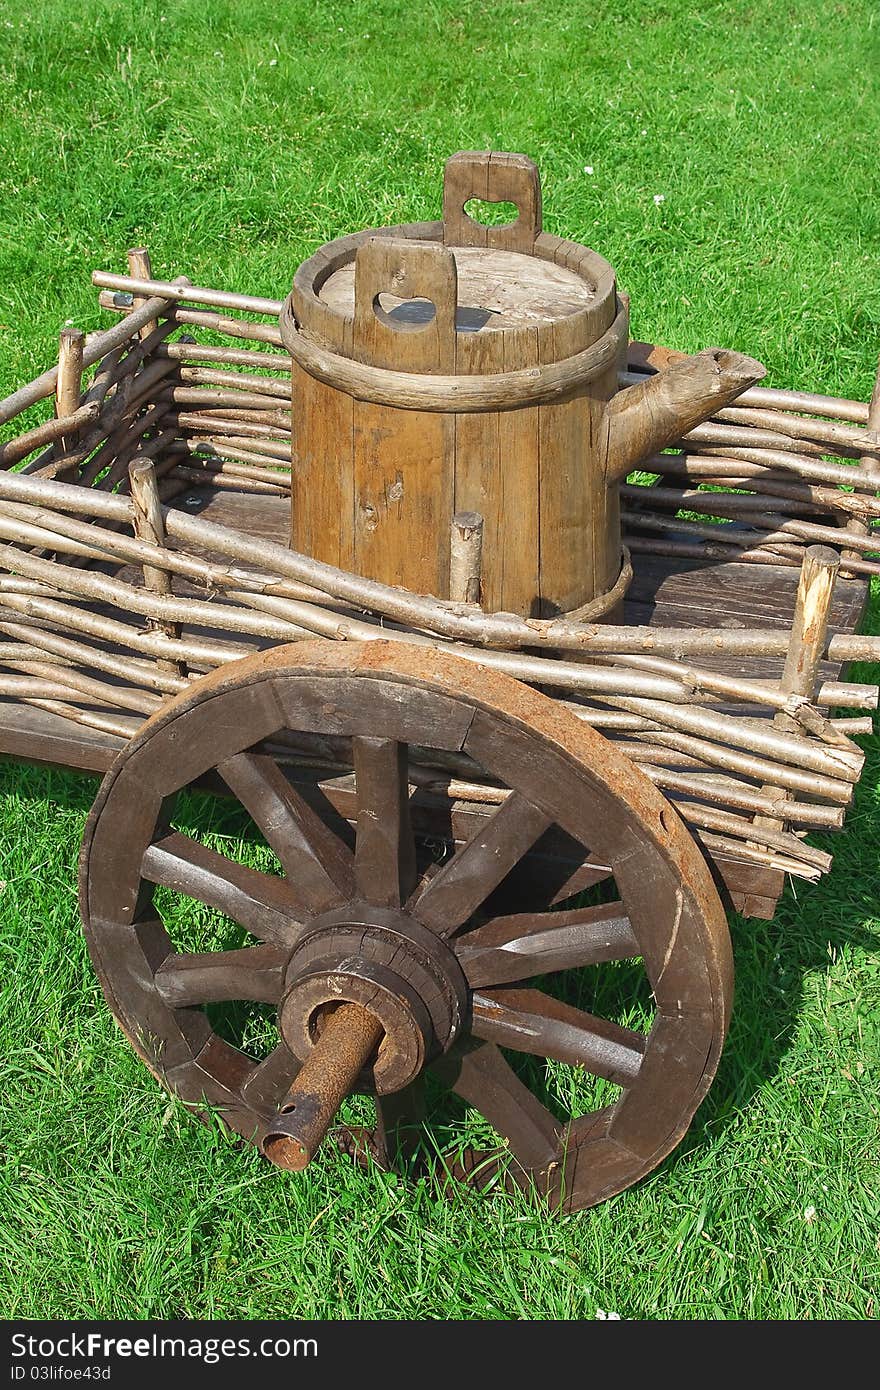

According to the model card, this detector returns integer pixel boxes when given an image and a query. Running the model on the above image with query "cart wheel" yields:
[80,640,732,1212]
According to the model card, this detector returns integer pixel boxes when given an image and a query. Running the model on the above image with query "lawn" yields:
[1,0,879,1321]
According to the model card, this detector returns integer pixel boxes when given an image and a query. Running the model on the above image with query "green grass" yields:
[1,0,879,1321]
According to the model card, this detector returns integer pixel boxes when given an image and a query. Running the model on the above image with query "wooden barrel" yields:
[282,151,628,618]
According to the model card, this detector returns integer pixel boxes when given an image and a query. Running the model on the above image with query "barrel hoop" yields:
[280,297,627,413]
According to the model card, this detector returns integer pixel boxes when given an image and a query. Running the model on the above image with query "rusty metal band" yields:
[279,299,628,412]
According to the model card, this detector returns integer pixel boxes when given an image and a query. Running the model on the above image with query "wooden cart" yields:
[2,152,879,1212]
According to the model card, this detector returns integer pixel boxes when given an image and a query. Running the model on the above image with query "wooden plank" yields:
[288,243,353,571]
[574,344,621,611]
[623,552,867,688]
[291,312,353,570]
[168,489,291,547]
[452,322,503,608]
[627,554,867,631]
[351,238,456,594]
[0,700,121,774]
[537,305,590,615]
[497,322,540,614]
[707,851,784,919]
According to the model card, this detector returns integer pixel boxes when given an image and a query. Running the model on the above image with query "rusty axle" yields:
[262,1003,384,1171]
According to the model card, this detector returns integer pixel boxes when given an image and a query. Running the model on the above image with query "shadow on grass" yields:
[685,881,879,1148]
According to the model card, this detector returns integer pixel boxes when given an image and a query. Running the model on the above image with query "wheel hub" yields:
[279,903,469,1093]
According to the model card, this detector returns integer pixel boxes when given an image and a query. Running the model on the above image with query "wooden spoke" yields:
[352,737,418,907]
[455,901,639,988]
[219,751,354,914]
[241,1043,301,1114]
[154,944,289,1008]
[413,792,552,937]
[141,831,301,945]
[432,1041,559,1170]
[331,1079,428,1174]
[550,862,614,906]
[373,1079,427,1167]
[489,834,613,913]
[472,987,646,1086]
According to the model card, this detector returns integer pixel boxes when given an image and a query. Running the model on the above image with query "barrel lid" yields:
[318,246,596,333]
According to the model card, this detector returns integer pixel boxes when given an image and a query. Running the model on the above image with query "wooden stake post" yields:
[778,546,841,718]
[55,326,85,476]
[127,248,158,341]
[449,511,484,605]
[128,457,185,677]
[755,545,841,839]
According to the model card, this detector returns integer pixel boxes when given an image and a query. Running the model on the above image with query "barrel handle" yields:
[353,236,458,361]
[443,150,542,251]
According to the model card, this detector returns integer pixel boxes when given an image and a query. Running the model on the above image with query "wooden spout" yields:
[602,347,766,481]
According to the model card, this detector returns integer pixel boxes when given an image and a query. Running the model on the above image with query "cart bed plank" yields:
[0,700,122,773]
